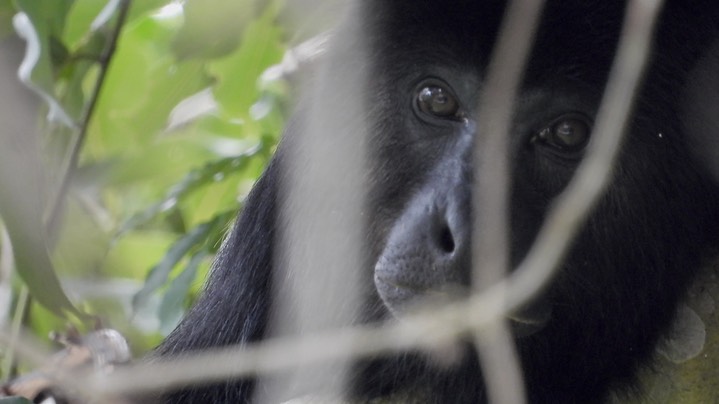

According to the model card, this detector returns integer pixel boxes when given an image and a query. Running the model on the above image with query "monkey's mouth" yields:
[507,297,552,337]
[374,275,465,312]
[374,275,551,337]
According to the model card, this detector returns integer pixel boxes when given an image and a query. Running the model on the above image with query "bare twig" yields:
[503,0,664,314]
[473,1,545,402]
[257,1,365,401]
[44,0,131,236]
[0,327,53,374]
[1,287,28,378]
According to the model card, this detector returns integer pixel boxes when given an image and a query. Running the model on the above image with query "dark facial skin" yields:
[156,2,719,403]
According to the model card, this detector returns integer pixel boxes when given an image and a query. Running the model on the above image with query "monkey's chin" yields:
[374,275,551,337]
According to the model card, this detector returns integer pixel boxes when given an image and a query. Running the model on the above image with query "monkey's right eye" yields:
[416,85,461,119]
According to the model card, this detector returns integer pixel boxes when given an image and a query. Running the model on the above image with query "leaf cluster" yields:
[0,0,290,363]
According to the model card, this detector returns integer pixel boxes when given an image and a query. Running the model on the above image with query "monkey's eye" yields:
[535,115,591,153]
[416,85,461,119]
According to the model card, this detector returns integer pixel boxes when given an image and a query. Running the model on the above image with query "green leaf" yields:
[119,145,261,234]
[54,35,103,119]
[14,0,75,125]
[0,0,16,39]
[85,10,209,158]
[132,220,213,312]
[63,0,116,47]
[157,251,207,335]
[171,0,256,60]
[52,198,110,276]
[58,0,123,120]
[208,3,285,119]
[103,231,176,279]
[0,163,79,319]
[0,16,80,317]
[126,0,169,21]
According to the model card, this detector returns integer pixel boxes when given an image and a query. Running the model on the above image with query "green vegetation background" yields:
[0,0,296,356]
[0,1,716,402]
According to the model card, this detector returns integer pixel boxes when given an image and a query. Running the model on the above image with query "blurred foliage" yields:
[0,397,32,404]
[0,0,290,364]
[1,0,717,402]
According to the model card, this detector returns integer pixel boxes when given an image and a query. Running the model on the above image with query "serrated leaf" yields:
[157,251,206,335]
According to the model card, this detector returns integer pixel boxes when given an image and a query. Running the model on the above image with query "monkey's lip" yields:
[507,302,552,337]
[374,276,465,313]
[375,276,550,337]
[375,276,451,295]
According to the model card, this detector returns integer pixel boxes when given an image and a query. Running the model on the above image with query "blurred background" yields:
[0,1,716,402]
[0,0,333,360]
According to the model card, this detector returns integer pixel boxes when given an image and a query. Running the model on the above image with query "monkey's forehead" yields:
[360,1,717,93]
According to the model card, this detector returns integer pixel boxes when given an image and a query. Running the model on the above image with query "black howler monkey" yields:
[157,1,719,402]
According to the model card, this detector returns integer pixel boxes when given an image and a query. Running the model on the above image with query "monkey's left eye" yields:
[416,85,461,119]
[535,115,591,153]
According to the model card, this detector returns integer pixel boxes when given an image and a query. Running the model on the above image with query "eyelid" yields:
[544,112,593,128]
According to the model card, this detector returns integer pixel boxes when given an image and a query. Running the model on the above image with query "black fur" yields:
[157,2,719,402]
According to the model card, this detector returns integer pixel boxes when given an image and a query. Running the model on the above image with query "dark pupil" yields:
[552,119,588,148]
[418,86,457,117]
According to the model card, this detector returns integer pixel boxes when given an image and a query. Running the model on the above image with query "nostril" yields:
[437,222,456,254]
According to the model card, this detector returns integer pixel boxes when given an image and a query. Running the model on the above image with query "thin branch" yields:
[1,287,28,379]
[44,0,132,236]
[0,327,101,403]
[503,0,664,314]
[473,0,545,402]
[0,326,52,373]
